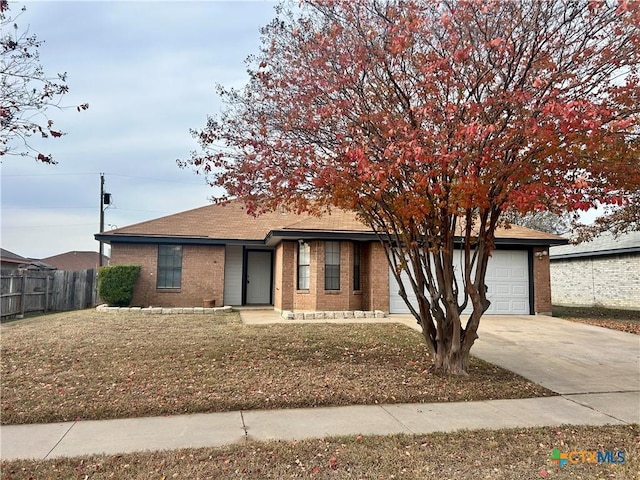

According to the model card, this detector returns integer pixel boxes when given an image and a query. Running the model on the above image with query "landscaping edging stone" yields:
[96,305,233,314]
[280,310,387,320]
[96,305,387,319]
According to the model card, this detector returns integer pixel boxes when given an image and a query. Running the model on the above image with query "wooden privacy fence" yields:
[1,269,98,318]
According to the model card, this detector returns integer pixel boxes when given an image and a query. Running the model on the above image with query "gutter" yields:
[96,231,567,248]
[550,246,640,260]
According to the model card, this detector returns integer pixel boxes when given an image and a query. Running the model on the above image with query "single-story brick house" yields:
[95,201,565,315]
[550,231,640,311]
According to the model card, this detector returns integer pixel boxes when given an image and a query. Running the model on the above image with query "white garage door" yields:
[389,250,530,315]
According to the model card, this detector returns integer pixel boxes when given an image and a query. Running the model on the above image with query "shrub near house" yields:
[98,265,141,307]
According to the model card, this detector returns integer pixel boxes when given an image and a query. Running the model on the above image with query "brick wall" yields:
[287,240,390,312]
[276,240,391,312]
[109,243,225,308]
[110,239,392,312]
[274,241,295,311]
[551,253,640,310]
[314,241,363,311]
[533,246,552,315]
[289,240,363,311]
[364,241,390,312]
[293,240,318,311]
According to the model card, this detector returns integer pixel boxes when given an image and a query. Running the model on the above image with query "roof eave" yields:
[95,233,265,246]
[551,246,640,260]
[96,231,567,248]
[493,237,568,247]
[265,230,377,246]
[0,258,28,265]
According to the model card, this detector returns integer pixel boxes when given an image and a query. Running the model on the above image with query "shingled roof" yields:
[96,200,565,246]
[41,251,109,271]
[550,231,640,259]
[0,248,30,265]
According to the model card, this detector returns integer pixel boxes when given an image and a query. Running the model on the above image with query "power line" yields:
[111,208,172,214]
[1,224,96,229]
[2,206,95,210]
[105,173,206,185]
[1,172,98,177]
[2,171,207,186]
[3,206,172,214]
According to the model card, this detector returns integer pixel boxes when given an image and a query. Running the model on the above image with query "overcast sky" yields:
[1,0,278,259]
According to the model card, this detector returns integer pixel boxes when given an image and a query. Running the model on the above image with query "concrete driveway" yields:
[391,314,639,392]
[474,315,640,425]
[393,313,640,423]
[471,315,640,394]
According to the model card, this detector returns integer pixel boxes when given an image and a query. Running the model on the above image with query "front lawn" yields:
[1,425,636,479]
[1,310,552,425]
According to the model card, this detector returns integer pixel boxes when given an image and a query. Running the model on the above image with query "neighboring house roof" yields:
[40,251,108,271]
[0,248,30,266]
[550,231,640,260]
[96,200,566,247]
[26,259,56,270]
[0,249,55,271]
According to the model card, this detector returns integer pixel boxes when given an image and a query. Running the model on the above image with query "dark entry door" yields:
[245,251,272,304]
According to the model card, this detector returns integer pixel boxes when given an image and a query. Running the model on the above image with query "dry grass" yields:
[1,425,637,479]
[1,310,552,425]
[553,306,640,335]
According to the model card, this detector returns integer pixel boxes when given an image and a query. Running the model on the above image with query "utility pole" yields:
[99,173,105,267]
[99,173,112,267]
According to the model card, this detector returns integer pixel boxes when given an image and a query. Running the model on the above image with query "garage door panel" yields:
[492,284,510,295]
[390,250,530,315]
[512,269,527,280]
[511,300,528,311]
[512,284,527,295]
[494,300,512,313]
[495,267,510,279]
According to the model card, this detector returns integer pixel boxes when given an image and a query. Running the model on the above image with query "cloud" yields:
[1,1,277,259]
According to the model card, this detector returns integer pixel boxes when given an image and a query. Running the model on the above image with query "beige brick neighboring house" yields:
[96,201,565,314]
[550,231,640,311]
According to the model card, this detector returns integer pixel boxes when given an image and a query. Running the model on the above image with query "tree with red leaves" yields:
[183,0,640,374]
[0,1,88,163]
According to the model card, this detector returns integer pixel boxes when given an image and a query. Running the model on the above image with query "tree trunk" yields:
[434,346,470,375]
[426,295,485,375]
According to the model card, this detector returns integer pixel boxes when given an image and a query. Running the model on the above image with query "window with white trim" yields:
[325,241,340,290]
[298,241,310,290]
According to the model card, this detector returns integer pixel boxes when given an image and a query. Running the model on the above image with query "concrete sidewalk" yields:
[1,311,638,461]
[1,395,633,461]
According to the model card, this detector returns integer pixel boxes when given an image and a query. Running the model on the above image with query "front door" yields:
[245,250,272,304]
